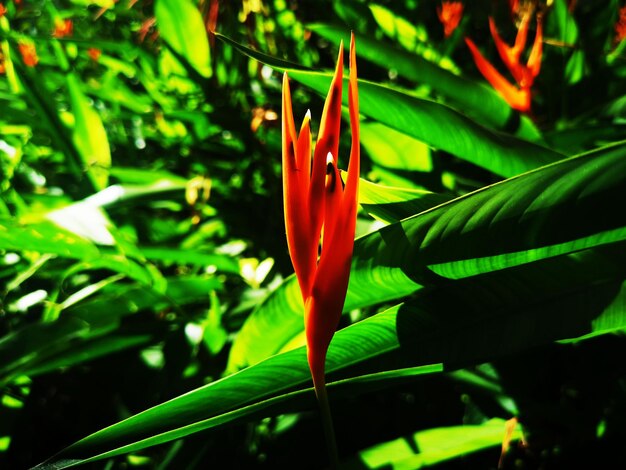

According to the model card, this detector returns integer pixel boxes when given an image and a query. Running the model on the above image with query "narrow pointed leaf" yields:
[67,74,112,191]
[215,32,563,178]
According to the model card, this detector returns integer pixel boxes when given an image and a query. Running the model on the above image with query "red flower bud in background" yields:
[53,19,73,38]
[88,47,102,62]
[437,1,464,38]
[18,41,38,67]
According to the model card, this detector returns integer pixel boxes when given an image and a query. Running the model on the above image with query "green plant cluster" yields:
[1,0,626,468]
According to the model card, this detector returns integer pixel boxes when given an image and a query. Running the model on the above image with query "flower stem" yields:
[315,382,339,469]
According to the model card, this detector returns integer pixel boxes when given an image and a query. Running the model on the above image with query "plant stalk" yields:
[315,382,339,470]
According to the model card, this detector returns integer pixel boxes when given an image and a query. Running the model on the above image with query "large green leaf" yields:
[34,309,441,469]
[155,0,211,78]
[35,243,626,468]
[228,142,626,369]
[308,23,542,141]
[216,33,563,178]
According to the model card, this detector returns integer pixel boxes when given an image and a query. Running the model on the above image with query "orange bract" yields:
[0,3,7,18]
[437,1,464,38]
[466,13,542,112]
[282,34,360,396]
[18,42,38,67]
[53,19,73,38]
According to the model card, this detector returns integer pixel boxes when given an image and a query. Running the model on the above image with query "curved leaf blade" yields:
[36,244,626,468]
[216,32,563,177]
[230,142,626,368]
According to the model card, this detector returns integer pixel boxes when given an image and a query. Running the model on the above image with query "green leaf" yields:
[67,74,112,191]
[543,124,626,154]
[140,247,240,274]
[155,0,212,78]
[0,276,222,384]
[369,4,429,51]
[217,32,563,178]
[21,334,152,378]
[357,177,452,224]
[0,316,90,387]
[308,23,542,141]
[229,142,626,369]
[361,122,433,172]
[0,218,99,259]
[356,418,522,469]
[549,0,585,84]
[33,309,442,469]
[35,243,626,467]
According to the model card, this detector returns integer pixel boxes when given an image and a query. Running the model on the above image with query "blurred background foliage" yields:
[1,0,626,468]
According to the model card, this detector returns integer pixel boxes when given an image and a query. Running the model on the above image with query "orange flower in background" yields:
[465,12,542,112]
[0,3,7,18]
[88,47,102,62]
[53,19,73,38]
[18,41,38,67]
[437,1,464,38]
[204,0,219,48]
[282,34,360,398]
[614,5,626,43]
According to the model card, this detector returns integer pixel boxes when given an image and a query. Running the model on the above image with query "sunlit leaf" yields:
[0,219,99,259]
[155,0,212,78]
[356,418,522,469]
[67,74,112,191]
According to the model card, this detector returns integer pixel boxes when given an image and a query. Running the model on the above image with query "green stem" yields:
[315,382,339,470]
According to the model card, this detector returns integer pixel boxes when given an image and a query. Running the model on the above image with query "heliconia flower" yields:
[18,41,38,67]
[53,18,73,38]
[282,33,359,397]
[465,13,542,112]
[437,1,464,38]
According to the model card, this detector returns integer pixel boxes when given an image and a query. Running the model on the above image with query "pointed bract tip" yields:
[326,152,335,165]
[305,109,312,120]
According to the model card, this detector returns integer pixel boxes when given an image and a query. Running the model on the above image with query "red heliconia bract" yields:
[465,12,543,113]
[282,34,360,398]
